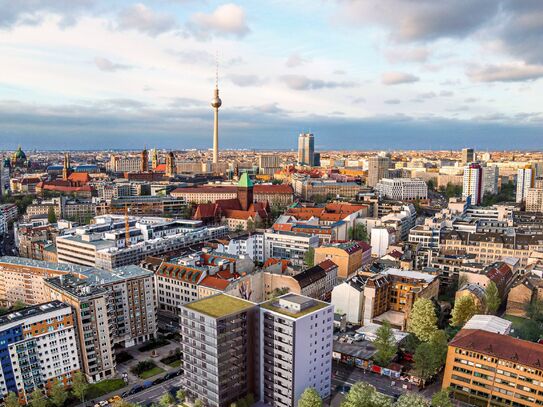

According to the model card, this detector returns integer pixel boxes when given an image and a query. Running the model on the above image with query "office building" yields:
[314,241,371,280]
[0,301,80,402]
[181,295,259,406]
[108,155,141,173]
[297,133,314,166]
[374,178,428,201]
[367,156,390,188]
[258,154,282,175]
[517,164,535,203]
[442,329,543,407]
[526,177,543,212]
[463,163,484,205]
[461,148,475,165]
[260,294,333,406]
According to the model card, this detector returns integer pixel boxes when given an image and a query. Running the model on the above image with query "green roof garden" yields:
[184,294,255,318]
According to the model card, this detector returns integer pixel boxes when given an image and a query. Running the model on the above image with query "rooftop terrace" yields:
[184,294,255,318]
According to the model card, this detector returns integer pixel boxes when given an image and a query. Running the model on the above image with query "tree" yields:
[451,296,478,327]
[176,389,186,403]
[341,382,392,407]
[245,393,255,406]
[159,392,176,407]
[304,247,315,267]
[525,299,543,323]
[430,330,449,367]
[47,206,57,223]
[194,400,204,407]
[408,298,438,342]
[4,392,19,407]
[13,300,26,310]
[402,333,420,354]
[348,223,368,242]
[71,371,89,403]
[431,389,453,407]
[29,388,48,407]
[413,342,440,383]
[483,281,501,315]
[247,219,255,233]
[298,388,322,407]
[395,394,429,407]
[50,380,68,407]
[373,321,397,366]
[517,319,542,342]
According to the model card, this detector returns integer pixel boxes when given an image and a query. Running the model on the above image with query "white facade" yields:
[408,225,440,249]
[215,233,265,263]
[517,166,534,203]
[375,178,428,200]
[260,294,333,406]
[371,227,394,257]
[462,164,483,205]
[264,231,319,267]
[331,280,364,324]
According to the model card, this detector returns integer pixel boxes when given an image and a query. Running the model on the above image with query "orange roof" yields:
[68,172,90,183]
[224,210,257,220]
[273,223,293,232]
[254,184,293,194]
[154,164,166,172]
[199,276,230,291]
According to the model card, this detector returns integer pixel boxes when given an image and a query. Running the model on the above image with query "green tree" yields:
[159,392,176,407]
[413,342,440,383]
[341,382,392,407]
[50,380,68,407]
[402,333,421,354]
[304,247,315,267]
[13,300,26,310]
[431,389,453,407]
[194,400,204,407]
[373,321,397,366]
[298,388,322,407]
[29,388,48,407]
[247,219,255,232]
[517,319,543,342]
[348,223,368,242]
[71,371,89,403]
[47,206,57,223]
[4,392,20,407]
[483,281,501,315]
[395,393,429,407]
[451,296,478,327]
[408,298,438,342]
[525,299,543,323]
[245,393,255,406]
[176,389,186,402]
[430,330,449,366]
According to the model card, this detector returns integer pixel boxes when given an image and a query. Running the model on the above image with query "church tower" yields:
[237,172,253,211]
[141,147,149,172]
[62,153,70,181]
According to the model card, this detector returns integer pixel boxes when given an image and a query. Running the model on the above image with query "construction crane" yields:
[124,205,131,248]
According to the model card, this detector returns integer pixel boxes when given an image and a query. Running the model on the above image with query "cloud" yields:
[117,3,177,36]
[286,53,308,68]
[381,72,419,85]
[172,50,243,67]
[385,99,401,104]
[337,0,500,42]
[467,63,543,82]
[0,0,95,29]
[385,47,430,63]
[439,90,454,97]
[280,75,356,90]
[187,3,249,39]
[228,74,266,87]
[94,57,131,72]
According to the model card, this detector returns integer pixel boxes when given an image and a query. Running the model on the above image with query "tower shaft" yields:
[213,107,219,164]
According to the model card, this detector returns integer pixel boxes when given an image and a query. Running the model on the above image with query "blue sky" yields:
[1,0,543,150]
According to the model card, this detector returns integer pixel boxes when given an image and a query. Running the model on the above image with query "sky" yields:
[1,0,543,151]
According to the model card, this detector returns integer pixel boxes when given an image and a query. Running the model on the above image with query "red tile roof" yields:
[254,184,293,194]
[199,276,230,290]
[317,259,338,272]
[68,172,90,183]
[450,329,543,370]
[154,164,166,172]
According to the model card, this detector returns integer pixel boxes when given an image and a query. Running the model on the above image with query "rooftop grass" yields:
[184,294,255,318]
[260,299,328,318]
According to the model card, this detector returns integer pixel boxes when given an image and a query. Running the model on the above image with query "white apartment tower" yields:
[260,294,333,406]
[517,165,535,203]
[297,133,315,167]
[462,163,483,206]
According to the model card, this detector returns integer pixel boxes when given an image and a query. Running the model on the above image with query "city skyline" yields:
[2,1,543,149]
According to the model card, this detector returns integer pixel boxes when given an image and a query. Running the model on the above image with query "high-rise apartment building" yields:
[260,294,333,406]
[461,148,475,165]
[526,177,543,212]
[0,301,80,403]
[517,164,535,203]
[482,165,499,195]
[463,163,484,205]
[180,293,333,407]
[258,154,282,175]
[367,155,390,188]
[297,133,314,166]
[181,295,259,407]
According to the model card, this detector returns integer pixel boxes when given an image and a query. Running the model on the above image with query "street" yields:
[124,377,183,406]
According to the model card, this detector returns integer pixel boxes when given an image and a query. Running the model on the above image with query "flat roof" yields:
[0,256,90,273]
[382,268,437,283]
[184,294,255,318]
[464,315,512,334]
[260,294,329,319]
[0,301,69,326]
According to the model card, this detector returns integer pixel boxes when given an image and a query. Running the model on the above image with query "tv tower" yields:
[211,54,222,165]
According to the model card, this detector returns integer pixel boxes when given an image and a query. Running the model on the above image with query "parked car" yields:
[142,381,153,389]
[128,385,143,395]
[108,396,122,404]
